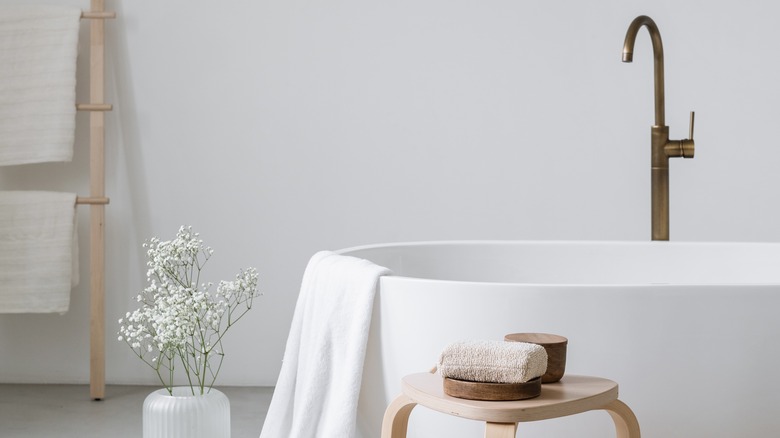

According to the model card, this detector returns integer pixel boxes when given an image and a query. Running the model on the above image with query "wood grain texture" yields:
[76,103,112,111]
[484,422,518,438]
[381,394,417,438]
[604,399,642,438]
[382,372,640,437]
[86,0,110,401]
[505,333,568,383]
[403,373,617,423]
[504,333,567,345]
[443,377,541,401]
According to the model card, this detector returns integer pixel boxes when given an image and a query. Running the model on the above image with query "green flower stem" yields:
[178,346,195,395]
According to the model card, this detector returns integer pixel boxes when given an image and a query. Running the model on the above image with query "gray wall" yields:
[1,0,778,386]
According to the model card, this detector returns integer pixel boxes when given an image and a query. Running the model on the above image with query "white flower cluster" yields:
[118,226,260,395]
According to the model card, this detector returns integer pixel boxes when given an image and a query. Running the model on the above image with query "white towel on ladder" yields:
[0,191,78,313]
[0,5,82,166]
[260,251,391,438]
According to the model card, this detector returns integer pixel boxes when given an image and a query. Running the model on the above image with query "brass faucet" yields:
[622,15,695,241]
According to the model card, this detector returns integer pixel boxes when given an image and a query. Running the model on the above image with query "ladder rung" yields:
[76,103,113,112]
[81,11,116,19]
[76,197,110,205]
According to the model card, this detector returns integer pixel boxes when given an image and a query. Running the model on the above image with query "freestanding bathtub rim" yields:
[335,239,780,287]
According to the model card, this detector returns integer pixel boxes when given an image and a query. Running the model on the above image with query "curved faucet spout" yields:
[622,15,665,126]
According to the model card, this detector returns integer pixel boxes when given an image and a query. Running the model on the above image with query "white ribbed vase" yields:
[143,387,230,438]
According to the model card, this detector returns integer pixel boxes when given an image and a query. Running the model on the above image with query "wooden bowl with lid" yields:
[504,333,568,383]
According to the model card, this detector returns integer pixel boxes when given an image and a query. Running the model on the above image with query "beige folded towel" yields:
[438,340,548,384]
[0,5,82,166]
[0,191,78,313]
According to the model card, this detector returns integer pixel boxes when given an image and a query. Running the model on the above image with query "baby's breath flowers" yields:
[118,226,260,395]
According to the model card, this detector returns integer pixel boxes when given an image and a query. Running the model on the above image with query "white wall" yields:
[1,0,779,386]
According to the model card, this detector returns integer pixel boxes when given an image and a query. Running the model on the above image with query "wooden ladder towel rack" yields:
[78,0,115,401]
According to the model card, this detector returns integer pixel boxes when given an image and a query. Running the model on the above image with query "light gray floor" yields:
[0,384,273,438]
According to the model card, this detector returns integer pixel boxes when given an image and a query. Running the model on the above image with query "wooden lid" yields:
[504,333,568,346]
[443,377,541,401]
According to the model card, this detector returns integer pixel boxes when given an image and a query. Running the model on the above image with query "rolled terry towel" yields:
[0,5,82,166]
[0,191,78,313]
[438,340,548,384]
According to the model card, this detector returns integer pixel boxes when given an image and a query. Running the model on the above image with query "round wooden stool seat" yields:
[381,373,640,438]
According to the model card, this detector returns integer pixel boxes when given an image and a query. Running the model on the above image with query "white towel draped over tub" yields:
[0,191,78,313]
[260,251,391,438]
[0,5,82,166]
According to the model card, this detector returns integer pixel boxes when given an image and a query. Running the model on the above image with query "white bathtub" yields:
[339,241,780,438]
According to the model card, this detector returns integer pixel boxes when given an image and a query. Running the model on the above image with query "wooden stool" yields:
[381,373,640,438]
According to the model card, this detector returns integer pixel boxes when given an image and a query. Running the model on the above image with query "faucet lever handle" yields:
[681,111,695,158]
[666,111,696,159]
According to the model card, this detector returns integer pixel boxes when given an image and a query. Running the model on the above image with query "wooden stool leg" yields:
[381,394,417,438]
[603,399,641,438]
[484,422,517,438]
